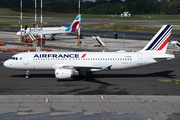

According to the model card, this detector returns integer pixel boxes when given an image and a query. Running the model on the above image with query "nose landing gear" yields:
[25,70,29,79]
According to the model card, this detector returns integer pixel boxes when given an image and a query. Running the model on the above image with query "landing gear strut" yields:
[52,36,55,40]
[81,71,89,81]
[25,70,29,79]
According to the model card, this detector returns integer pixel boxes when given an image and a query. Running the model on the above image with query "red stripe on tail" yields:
[157,35,170,50]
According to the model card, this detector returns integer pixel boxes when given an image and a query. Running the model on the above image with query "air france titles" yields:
[34,54,79,58]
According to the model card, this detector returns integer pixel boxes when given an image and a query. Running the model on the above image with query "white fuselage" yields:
[3,51,174,71]
[16,27,69,37]
[6,25,175,79]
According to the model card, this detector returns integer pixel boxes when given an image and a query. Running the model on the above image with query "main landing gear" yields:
[25,70,29,79]
[80,71,91,81]
[52,36,55,40]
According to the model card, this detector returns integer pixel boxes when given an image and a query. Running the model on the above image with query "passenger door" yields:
[23,54,29,65]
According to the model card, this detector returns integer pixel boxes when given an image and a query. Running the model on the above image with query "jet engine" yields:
[44,35,52,39]
[55,69,77,79]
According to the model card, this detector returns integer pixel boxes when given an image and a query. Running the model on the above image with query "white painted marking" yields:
[100,95,104,99]
[45,98,49,103]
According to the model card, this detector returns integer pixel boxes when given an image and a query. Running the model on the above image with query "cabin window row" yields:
[33,58,132,61]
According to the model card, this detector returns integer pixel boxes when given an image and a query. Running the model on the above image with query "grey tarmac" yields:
[0,30,180,119]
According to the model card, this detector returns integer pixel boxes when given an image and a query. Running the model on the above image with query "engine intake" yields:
[55,69,72,79]
[44,35,52,39]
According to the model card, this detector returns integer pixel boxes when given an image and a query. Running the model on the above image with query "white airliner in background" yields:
[4,25,175,79]
[16,15,81,40]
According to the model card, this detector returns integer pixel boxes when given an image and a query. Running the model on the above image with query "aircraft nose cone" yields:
[3,60,11,68]
[16,32,20,36]
[3,61,8,67]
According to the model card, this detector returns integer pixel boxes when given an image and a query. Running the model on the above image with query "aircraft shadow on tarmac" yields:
[10,70,175,80]
[92,70,176,79]
[10,74,55,78]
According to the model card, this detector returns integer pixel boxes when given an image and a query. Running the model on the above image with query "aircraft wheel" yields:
[82,76,88,81]
[81,71,89,81]
[25,70,29,79]
[25,76,29,79]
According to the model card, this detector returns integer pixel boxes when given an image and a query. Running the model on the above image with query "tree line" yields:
[0,0,180,15]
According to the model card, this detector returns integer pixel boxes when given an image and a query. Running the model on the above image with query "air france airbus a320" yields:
[4,25,175,80]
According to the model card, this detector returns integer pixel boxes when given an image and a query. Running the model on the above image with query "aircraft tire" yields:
[25,76,29,79]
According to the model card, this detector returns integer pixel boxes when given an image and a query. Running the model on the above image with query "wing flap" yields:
[52,64,102,70]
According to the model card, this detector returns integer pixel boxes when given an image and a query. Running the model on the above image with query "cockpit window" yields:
[11,57,18,60]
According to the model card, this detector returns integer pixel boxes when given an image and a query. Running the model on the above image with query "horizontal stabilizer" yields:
[153,54,175,61]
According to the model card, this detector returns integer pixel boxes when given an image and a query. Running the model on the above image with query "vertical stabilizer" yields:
[65,15,81,32]
[140,25,173,53]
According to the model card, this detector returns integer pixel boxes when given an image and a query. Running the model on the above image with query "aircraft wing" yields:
[52,64,103,70]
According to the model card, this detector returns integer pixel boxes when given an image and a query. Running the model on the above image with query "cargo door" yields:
[137,54,143,65]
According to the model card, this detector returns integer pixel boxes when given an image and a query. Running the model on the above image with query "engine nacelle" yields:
[55,69,72,79]
[44,35,52,39]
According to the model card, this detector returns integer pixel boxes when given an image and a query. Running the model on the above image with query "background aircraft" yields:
[16,15,81,40]
[5,25,174,80]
